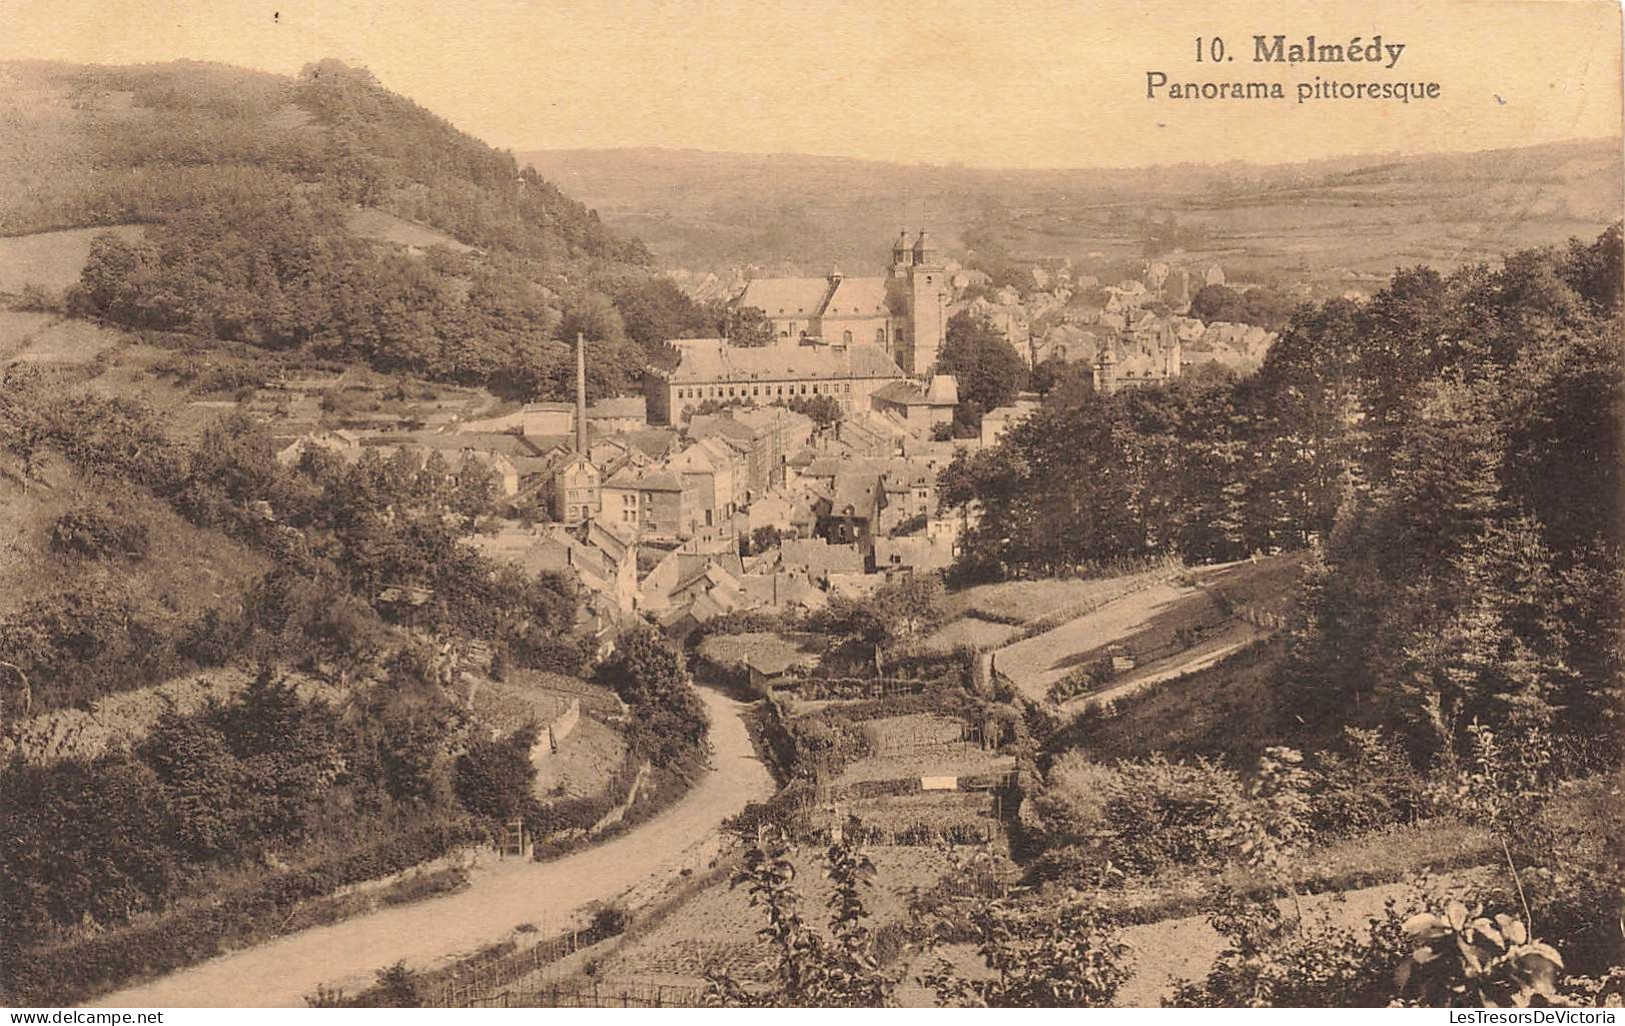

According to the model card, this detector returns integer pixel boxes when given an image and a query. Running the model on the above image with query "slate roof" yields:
[660,338,904,384]
[638,469,684,492]
[740,278,833,318]
[823,276,891,317]
[778,538,865,578]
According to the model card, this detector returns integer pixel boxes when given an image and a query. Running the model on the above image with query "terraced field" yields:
[991,555,1305,708]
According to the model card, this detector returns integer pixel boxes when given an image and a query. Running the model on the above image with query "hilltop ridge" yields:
[522,139,1623,280]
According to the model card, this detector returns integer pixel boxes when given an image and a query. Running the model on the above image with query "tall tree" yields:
[939,310,1027,430]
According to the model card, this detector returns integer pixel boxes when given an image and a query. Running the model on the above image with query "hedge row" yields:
[3,818,483,1006]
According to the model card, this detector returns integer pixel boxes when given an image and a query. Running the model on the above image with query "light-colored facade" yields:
[645,336,905,425]
[734,231,949,377]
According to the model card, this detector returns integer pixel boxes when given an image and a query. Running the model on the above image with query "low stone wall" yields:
[589,760,651,835]
[529,698,582,761]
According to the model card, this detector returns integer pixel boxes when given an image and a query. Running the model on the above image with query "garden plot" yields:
[601,845,962,987]
[0,224,146,294]
[841,791,1005,838]
[860,713,968,752]
[836,746,1015,787]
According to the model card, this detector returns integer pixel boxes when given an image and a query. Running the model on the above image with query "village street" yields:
[93,687,774,1008]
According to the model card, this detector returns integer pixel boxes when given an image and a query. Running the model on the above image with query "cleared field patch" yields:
[916,616,1020,654]
[474,676,579,733]
[947,567,1172,624]
[347,208,475,253]
[0,311,127,364]
[0,224,145,294]
[993,555,1305,706]
[532,715,629,801]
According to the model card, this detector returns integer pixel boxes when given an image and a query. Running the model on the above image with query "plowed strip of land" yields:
[991,581,1209,703]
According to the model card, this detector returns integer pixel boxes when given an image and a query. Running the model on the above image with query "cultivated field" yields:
[0,224,145,294]
[346,209,475,254]
[599,844,965,987]
[945,567,1175,625]
[991,555,1304,707]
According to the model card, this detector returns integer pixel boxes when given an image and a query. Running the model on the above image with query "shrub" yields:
[48,502,151,560]
[1166,888,1412,1007]
[453,725,538,823]
[923,895,1133,1007]
[0,818,480,1005]
[588,902,630,937]
[1309,727,1427,836]
[371,962,426,1008]
[1031,752,1240,876]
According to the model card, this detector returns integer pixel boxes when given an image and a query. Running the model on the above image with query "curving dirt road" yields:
[95,687,773,1008]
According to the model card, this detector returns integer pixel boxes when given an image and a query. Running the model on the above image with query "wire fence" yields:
[772,674,958,702]
[467,980,709,1008]
[428,920,622,1008]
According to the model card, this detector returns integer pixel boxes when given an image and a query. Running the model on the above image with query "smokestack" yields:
[575,332,588,455]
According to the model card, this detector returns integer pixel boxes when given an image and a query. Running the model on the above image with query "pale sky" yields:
[1,0,1619,168]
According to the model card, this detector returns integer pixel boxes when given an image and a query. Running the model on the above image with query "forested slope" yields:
[0,59,725,398]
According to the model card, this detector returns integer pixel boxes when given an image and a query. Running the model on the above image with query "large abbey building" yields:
[739,231,950,377]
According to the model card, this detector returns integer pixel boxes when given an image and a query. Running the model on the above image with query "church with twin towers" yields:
[739,230,949,377]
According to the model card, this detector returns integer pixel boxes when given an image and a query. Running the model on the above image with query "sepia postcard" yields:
[0,0,1621,1013]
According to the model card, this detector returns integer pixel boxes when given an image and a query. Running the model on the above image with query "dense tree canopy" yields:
[1187,283,1299,329]
[944,226,1624,759]
[22,59,714,401]
[938,310,1028,433]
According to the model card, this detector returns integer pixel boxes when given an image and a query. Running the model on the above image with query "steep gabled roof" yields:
[662,338,904,384]
[824,276,891,318]
[778,538,865,578]
[637,469,684,492]
[740,277,833,318]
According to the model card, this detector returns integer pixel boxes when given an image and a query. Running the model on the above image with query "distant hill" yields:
[521,141,1623,287]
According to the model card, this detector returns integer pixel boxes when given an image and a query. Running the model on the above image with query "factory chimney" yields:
[575,332,588,455]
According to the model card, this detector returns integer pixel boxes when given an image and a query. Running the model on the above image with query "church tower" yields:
[906,230,946,377]
[1094,345,1118,395]
[891,230,913,278]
